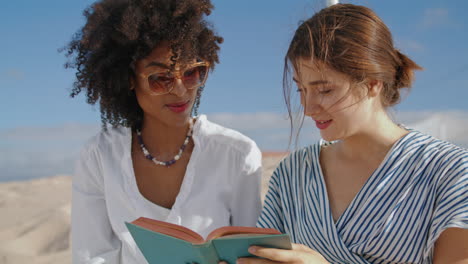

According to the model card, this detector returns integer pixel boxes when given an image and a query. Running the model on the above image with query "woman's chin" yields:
[171,115,193,127]
[320,131,338,142]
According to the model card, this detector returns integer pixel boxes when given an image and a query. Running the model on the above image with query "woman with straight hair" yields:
[233,3,467,264]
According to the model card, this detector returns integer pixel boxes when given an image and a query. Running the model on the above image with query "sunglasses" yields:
[140,62,209,95]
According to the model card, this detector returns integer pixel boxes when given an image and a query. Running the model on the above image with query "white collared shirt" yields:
[72,115,262,264]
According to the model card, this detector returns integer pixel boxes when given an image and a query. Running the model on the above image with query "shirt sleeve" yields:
[72,142,121,264]
[256,162,286,233]
[229,141,262,227]
[424,153,468,255]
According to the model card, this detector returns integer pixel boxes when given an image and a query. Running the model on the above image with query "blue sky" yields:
[1,0,467,128]
[1,0,468,181]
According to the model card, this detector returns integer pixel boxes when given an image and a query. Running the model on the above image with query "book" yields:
[125,217,291,264]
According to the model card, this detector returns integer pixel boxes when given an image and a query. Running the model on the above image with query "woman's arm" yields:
[72,145,121,264]
[429,153,468,264]
[433,228,468,264]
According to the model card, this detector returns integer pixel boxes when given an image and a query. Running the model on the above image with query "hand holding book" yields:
[221,243,330,264]
[126,217,291,264]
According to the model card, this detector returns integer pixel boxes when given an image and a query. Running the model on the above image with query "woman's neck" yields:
[138,116,193,160]
[336,112,408,163]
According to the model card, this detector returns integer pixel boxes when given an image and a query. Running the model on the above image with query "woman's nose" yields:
[303,95,323,116]
[170,79,187,97]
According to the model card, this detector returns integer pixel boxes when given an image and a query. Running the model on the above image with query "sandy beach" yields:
[0,153,285,264]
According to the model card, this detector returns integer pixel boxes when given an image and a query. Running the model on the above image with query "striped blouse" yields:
[258,130,468,263]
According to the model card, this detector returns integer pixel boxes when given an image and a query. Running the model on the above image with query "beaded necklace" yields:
[136,119,194,167]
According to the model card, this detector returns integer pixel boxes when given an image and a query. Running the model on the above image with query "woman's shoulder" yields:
[79,126,130,157]
[73,126,130,191]
[397,130,468,189]
[196,115,260,155]
[273,142,321,175]
[403,130,468,165]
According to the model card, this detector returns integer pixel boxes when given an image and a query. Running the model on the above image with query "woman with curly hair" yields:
[64,0,262,263]
[234,4,468,264]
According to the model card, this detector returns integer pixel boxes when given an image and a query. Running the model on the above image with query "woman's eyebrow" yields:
[145,61,170,69]
[293,78,330,86]
[308,80,329,86]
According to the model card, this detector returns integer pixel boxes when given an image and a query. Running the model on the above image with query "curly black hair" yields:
[63,0,223,129]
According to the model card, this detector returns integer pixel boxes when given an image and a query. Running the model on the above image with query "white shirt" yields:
[72,115,262,264]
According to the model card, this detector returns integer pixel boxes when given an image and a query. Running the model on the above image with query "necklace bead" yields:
[136,119,194,167]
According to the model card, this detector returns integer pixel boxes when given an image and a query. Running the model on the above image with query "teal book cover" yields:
[125,217,291,264]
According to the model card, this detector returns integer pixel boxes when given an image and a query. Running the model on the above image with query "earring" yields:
[128,83,135,95]
[191,85,204,117]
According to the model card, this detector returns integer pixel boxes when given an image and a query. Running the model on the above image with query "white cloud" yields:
[2,123,100,142]
[396,39,425,53]
[1,123,100,181]
[421,8,450,28]
[208,112,321,150]
[394,110,468,147]
[1,111,467,181]
[208,112,290,131]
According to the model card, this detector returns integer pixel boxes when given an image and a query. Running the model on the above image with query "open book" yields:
[125,217,291,264]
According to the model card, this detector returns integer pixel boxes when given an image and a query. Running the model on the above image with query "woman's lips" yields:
[166,101,190,113]
[315,119,332,130]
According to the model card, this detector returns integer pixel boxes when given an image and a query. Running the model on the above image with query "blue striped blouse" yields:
[258,130,468,263]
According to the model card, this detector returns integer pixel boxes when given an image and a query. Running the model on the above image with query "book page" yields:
[206,226,281,241]
[131,217,204,244]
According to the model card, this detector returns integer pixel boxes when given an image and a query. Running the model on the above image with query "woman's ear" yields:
[367,79,383,98]
[129,77,135,91]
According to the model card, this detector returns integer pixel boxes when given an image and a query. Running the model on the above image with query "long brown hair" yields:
[284,3,422,146]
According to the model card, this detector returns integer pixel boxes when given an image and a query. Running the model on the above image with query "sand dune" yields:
[0,155,284,264]
[260,152,288,201]
[0,176,71,264]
